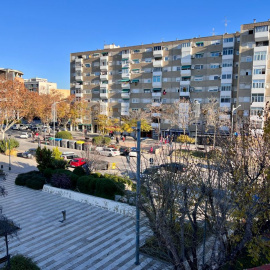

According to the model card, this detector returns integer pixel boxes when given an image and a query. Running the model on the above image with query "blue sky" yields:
[0,0,269,89]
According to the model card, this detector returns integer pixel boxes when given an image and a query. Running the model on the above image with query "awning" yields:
[101,81,108,84]
[182,76,191,79]
[182,65,191,69]
[132,79,139,83]
[122,89,130,92]
[122,67,129,69]
[196,42,204,45]
[122,98,130,100]
[132,69,140,71]
[102,52,108,54]
[153,88,162,92]
[133,59,139,61]
[93,53,99,56]
[122,58,128,61]
[119,79,130,82]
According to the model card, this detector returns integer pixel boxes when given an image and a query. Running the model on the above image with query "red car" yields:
[70,158,86,167]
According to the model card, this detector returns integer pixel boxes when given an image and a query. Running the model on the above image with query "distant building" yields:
[51,89,70,99]
[24,78,57,95]
[0,68,24,83]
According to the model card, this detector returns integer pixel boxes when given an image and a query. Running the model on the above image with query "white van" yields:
[61,152,79,160]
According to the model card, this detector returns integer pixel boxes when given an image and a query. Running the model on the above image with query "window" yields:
[144,89,151,93]
[254,51,267,61]
[173,55,181,60]
[176,77,181,82]
[132,89,140,93]
[162,99,167,103]
[224,37,234,43]
[122,69,129,74]
[221,96,231,103]
[248,29,254,35]
[132,98,139,103]
[246,56,252,62]
[213,75,220,80]
[211,40,221,45]
[252,94,264,103]
[145,58,152,63]
[221,84,231,91]
[210,63,219,69]
[122,49,130,54]
[133,49,140,53]
[153,99,161,103]
[182,42,190,48]
[145,47,153,52]
[85,73,90,76]
[211,51,219,57]
[194,87,202,92]
[164,56,169,61]
[133,59,140,64]
[250,107,263,116]
[94,72,100,76]
[195,53,204,58]
[236,50,239,55]
[222,74,232,79]
[194,65,203,69]
[253,67,266,75]
[132,69,140,74]
[153,67,162,72]
[223,47,233,55]
[194,76,203,81]
[84,89,91,94]
[154,46,162,51]
[208,87,219,92]
[255,25,268,32]
[143,78,151,83]
[196,42,204,47]
[256,41,269,47]
[252,80,265,88]
[85,63,91,68]
[153,76,161,82]
[222,61,233,67]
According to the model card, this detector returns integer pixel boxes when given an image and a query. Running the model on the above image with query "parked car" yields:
[19,148,37,159]
[12,125,19,130]
[99,148,120,157]
[19,124,28,130]
[19,132,30,139]
[70,158,86,167]
[82,160,110,173]
[129,147,137,157]
[61,152,79,161]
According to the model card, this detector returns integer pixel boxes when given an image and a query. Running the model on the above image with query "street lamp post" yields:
[194,101,201,149]
[231,105,241,140]
[8,135,11,170]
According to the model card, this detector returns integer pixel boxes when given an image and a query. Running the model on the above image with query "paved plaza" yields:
[0,155,170,269]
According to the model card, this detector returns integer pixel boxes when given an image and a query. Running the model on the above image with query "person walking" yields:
[116,136,119,144]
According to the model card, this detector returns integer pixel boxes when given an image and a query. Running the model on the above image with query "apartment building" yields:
[70,19,270,137]
[24,78,57,95]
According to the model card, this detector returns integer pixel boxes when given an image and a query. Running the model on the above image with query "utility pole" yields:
[135,121,141,265]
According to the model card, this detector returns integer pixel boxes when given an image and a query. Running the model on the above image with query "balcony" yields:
[122,60,130,68]
[122,52,130,59]
[222,54,234,60]
[181,55,191,65]
[121,91,130,99]
[121,102,130,108]
[153,60,163,67]
[255,30,269,42]
[180,69,191,76]
[121,110,129,116]
[75,92,83,98]
[153,50,163,58]
[122,72,130,79]
[100,73,108,80]
[75,65,83,72]
[75,76,83,81]
[180,78,191,86]
[100,81,108,88]
[152,102,162,107]
[100,63,108,71]
[121,82,130,88]
[151,123,159,128]
[100,91,108,99]
[179,92,190,97]
[75,58,83,64]
[100,55,108,62]
[152,91,162,97]
[75,84,83,90]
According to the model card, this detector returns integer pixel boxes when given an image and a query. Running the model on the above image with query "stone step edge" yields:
[42,185,136,217]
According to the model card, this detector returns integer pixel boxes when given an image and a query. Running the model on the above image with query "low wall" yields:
[42,185,136,217]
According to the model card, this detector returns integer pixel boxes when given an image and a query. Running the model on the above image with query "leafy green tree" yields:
[52,147,62,160]
[35,147,53,172]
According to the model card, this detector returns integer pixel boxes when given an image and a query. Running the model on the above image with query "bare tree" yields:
[137,123,270,269]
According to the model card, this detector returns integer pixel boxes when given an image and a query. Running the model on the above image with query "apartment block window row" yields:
[250,107,264,116]
[224,37,234,43]
[254,51,267,61]
[252,94,264,102]
[221,96,231,103]
[223,47,234,55]
[255,25,268,32]
[221,84,232,91]
[252,80,265,88]
[210,63,220,69]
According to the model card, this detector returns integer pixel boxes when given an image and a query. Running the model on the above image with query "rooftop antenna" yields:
[161,38,164,42]
[212,28,215,36]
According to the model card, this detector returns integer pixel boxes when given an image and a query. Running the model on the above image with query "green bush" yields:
[92,172,102,178]
[26,175,45,190]
[43,168,53,180]
[95,178,124,200]
[52,159,67,170]
[92,136,111,146]
[51,173,72,189]
[2,254,40,270]
[87,177,98,195]
[0,138,19,153]
[36,147,53,172]
[77,176,90,194]
[55,131,73,139]
[73,166,86,177]
[15,171,40,186]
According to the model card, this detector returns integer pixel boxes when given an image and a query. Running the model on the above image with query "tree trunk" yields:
[1,131,4,140]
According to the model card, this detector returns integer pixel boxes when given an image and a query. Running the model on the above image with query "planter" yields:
[42,185,135,217]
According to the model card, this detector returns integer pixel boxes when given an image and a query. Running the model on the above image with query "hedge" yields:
[55,131,73,139]
[73,166,86,177]
[92,136,111,146]
[2,254,40,270]
[15,171,41,187]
